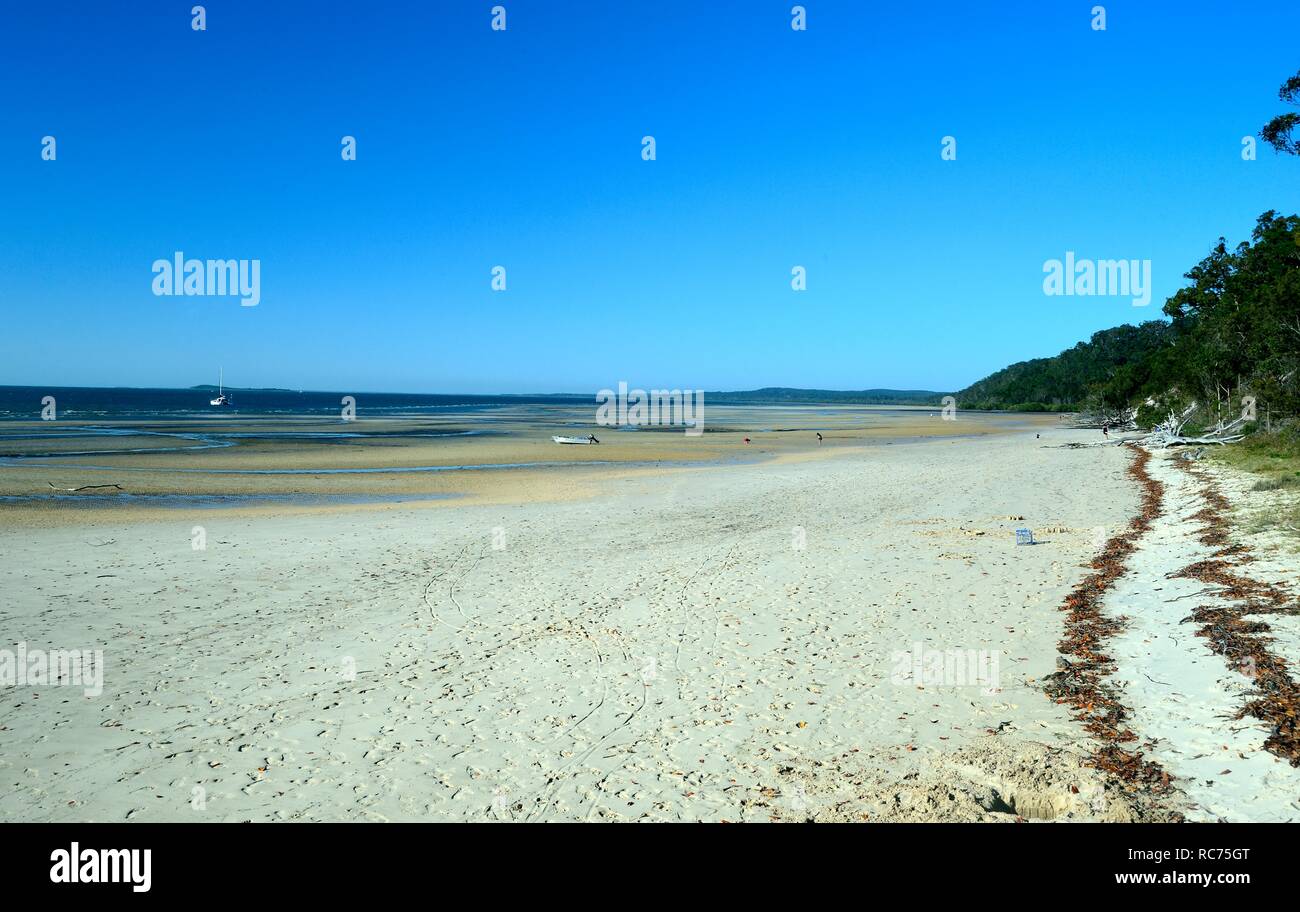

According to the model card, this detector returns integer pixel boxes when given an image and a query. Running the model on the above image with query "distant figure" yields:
[816,432,823,445]
[1036,433,1040,439]
[588,434,600,444]
[743,437,751,444]
[1102,423,1110,439]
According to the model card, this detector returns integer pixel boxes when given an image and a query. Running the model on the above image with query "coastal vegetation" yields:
[955,211,1300,442]
[954,322,1171,414]
[1261,67,1300,155]
[956,69,1300,427]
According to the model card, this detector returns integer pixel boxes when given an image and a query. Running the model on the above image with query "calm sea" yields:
[0,386,587,421]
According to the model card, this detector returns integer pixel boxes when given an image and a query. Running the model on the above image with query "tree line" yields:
[958,67,1300,430]
[955,211,1299,433]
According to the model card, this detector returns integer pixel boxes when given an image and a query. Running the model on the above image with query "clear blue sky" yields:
[1,1,1296,393]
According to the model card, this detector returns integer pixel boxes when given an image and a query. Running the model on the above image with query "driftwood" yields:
[1145,422,1240,447]
[1068,403,1139,431]
[1154,434,1245,447]
[47,482,125,493]
[1045,439,1129,449]
[1059,397,1263,451]
[1134,401,1251,449]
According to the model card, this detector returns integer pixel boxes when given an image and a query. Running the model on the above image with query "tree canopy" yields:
[1261,70,1300,155]
[956,212,1300,424]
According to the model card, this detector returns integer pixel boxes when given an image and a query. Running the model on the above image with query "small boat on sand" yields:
[552,434,600,445]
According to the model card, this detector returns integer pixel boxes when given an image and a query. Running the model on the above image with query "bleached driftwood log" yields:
[1071,407,1138,431]
[1137,402,1249,448]
[1050,398,1259,450]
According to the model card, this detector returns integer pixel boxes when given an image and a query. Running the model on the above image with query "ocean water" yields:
[0,385,588,421]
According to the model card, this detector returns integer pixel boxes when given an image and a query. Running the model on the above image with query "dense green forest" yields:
[955,211,1300,429]
[954,322,1172,412]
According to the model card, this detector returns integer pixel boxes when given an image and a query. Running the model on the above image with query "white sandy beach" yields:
[2,427,1296,822]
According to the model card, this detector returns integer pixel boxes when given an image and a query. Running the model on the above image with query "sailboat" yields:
[209,368,231,407]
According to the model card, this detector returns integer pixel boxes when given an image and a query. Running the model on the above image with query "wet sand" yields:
[0,406,1048,525]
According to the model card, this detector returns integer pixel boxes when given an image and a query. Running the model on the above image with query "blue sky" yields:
[1,1,1296,394]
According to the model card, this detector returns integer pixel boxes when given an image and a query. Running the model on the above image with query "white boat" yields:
[209,368,231,407]
[552,434,599,445]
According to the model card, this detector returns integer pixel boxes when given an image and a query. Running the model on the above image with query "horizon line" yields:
[0,382,952,398]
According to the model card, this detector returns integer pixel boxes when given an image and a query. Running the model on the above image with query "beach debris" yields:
[1014,529,1035,546]
[1170,459,1300,766]
[1134,403,1250,449]
[46,482,124,493]
[1041,447,1176,796]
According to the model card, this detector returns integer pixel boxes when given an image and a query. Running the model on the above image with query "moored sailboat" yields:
[210,368,231,407]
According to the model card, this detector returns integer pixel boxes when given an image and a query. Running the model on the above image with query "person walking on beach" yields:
[1102,423,1110,439]
[816,432,823,445]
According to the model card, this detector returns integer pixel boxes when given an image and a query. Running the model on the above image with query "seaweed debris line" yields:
[1042,446,1178,814]
[1046,444,1300,822]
